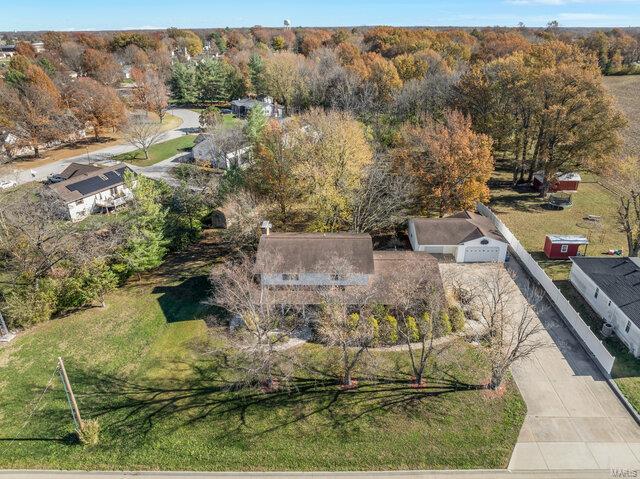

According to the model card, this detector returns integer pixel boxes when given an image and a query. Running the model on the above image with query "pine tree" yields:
[169,62,197,104]
[248,53,266,96]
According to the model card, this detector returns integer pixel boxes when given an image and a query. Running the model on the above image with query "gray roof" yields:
[410,211,504,246]
[231,98,265,108]
[256,233,375,275]
[50,163,132,203]
[571,257,640,328]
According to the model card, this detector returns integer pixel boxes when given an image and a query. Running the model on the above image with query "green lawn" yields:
[489,166,640,411]
[0,234,525,471]
[117,135,197,167]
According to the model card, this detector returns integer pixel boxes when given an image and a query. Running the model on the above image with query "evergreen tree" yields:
[169,62,197,104]
[248,53,267,96]
[245,105,268,144]
[196,59,229,102]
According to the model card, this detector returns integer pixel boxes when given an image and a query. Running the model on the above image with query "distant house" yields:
[570,256,640,357]
[49,163,134,221]
[191,134,251,169]
[231,97,284,119]
[0,45,16,59]
[533,171,581,193]
[544,235,589,259]
[31,41,45,53]
[408,211,508,263]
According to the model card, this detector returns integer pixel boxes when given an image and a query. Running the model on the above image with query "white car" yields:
[0,180,17,190]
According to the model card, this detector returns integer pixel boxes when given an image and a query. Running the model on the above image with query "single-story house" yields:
[0,45,15,58]
[533,171,581,193]
[231,97,284,119]
[408,211,508,263]
[544,235,589,259]
[570,256,640,357]
[191,134,251,169]
[49,163,134,221]
[254,228,444,305]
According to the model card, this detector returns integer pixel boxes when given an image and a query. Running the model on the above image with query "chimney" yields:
[261,220,272,236]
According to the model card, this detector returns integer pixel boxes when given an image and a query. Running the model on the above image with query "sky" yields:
[1,0,640,31]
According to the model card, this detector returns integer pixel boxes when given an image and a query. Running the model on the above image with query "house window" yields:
[560,244,569,253]
[595,287,599,299]
[110,187,118,195]
[75,199,84,206]
[282,274,299,281]
[330,274,347,281]
[626,321,631,334]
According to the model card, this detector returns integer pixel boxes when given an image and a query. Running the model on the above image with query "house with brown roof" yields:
[408,211,508,263]
[49,163,134,221]
[254,228,444,305]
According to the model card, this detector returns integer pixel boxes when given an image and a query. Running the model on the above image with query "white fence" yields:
[477,203,616,375]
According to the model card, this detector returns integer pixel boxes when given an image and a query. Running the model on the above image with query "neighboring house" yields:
[191,133,251,169]
[544,235,589,259]
[570,256,640,357]
[49,163,134,221]
[231,97,284,119]
[0,45,15,58]
[31,41,45,53]
[408,211,508,263]
[533,171,581,193]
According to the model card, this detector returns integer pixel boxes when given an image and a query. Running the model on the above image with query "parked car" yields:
[0,179,17,190]
[46,173,65,184]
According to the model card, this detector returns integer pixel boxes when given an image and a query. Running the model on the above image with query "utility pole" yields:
[57,357,82,430]
[0,311,15,343]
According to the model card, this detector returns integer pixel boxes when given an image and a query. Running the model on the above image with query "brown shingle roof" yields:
[49,163,132,203]
[255,233,375,275]
[410,211,504,245]
[58,162,102,180]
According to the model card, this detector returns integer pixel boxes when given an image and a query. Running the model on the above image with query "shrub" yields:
[449,306,466,332]
[381,314,399,344]
[3,279,58,328]
[434,309,452,338]
[406,315,419,342]
[78,419,100,446]
[367,316,380,342]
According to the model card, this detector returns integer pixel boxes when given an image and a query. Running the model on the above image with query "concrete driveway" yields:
[0,108,200,186]
[440,261,640,471]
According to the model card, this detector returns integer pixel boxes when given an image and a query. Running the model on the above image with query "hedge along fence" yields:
[477,202,616,375]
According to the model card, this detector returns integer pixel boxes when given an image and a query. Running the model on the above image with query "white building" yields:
[49,163,134,221]
[408,211,508,263]
[231,97,284,119]
[191,134,251,169]
[570,256,640,357]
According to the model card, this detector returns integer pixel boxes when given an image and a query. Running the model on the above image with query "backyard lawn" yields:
[0,233,526,471]
[117,135,197,167]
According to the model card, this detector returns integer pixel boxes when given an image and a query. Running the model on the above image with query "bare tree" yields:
[123,114,166,160]
[199,124,247,169]
[208,254,300,389]
[350,155,416,234]
[315,257,377,387]
[603,156,640,256]
[378,259,445,386]
[460,265,545,390]
[221,190,267,253]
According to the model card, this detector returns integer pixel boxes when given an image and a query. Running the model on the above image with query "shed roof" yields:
[255,233,375,275]
[546,235,589,245]
[571,257,640,329]
[410,211,504,246]
[49,163,132,203]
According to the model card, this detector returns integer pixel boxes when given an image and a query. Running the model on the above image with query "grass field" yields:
[0,233,525,471]
[603,75,640,158]
[117,135,197,167]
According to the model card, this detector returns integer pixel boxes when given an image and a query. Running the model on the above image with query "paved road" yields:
[0,469,621,479]
[0,108,200,186]
[441,262,640,471]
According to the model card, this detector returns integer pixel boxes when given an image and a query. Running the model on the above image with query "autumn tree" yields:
[298,109,374,231]
[131,68,169,122]
[82,48,122,86]
[263,51,307,114]
[248,119,306,222]
[394,110,494,216]
[64,77,126,139]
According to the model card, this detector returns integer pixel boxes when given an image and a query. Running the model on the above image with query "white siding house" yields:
[49,163,134,221]
[570,256,640,357]
[408,211,508,263]
[191,135,251,169]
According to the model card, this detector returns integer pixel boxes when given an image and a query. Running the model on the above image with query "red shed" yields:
[544,235,589,259]
[533,172,581,193]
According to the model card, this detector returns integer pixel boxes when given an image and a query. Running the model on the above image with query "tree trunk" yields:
[490,368,504,390]
[33,145,40,158]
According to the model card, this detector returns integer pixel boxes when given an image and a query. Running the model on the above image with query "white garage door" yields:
[463,246,501,263]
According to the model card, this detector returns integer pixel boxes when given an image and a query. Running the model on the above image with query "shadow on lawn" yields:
[489,191,542,214]
[60,358,482,443]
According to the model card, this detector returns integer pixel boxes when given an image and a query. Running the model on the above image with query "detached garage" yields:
[408,211,508,263]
